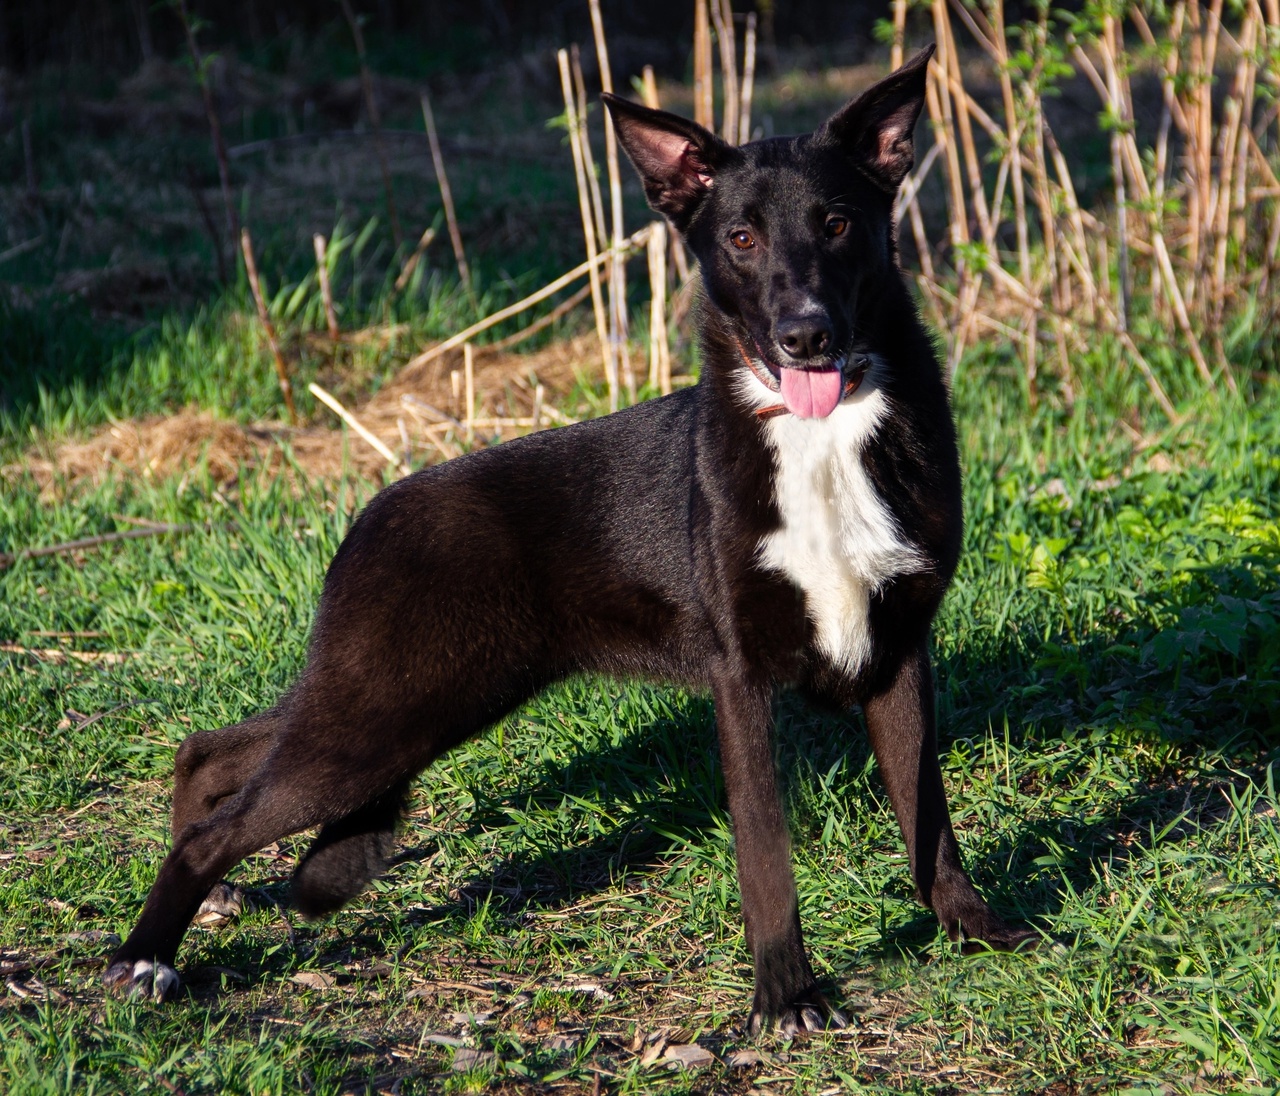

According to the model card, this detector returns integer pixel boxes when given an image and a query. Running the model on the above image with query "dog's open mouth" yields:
[739,336,869,420]
[778,365,845,419]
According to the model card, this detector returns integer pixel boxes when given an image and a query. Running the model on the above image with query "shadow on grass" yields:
[221,557,1271,981]
[0,297,141,439]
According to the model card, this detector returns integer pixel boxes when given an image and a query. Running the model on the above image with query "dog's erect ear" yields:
[819,45,935,193]
[602,94,727,228]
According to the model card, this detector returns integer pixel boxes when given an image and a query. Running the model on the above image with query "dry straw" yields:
[313,234,340,341]
[421,94,471,293]
[240,229,298,426]
[557,47,617,406]
[891,0,1279,414]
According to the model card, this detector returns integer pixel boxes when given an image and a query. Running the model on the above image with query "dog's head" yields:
[604,46,933,419]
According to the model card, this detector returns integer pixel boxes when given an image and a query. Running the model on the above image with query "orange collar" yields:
[732,336,869,419]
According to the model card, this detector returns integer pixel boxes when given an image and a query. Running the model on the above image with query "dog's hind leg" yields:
[863,643,1036,951]
[291,780,410,918]
[169,709,280,925]
[105,713,417,1001]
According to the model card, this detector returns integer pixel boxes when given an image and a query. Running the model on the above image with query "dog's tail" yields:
[291,782,409,918]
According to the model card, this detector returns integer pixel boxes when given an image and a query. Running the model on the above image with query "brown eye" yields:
[730,230,755,250]
[826,215,849,238]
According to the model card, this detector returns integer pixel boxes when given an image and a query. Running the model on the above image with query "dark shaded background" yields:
[0,1,895,79]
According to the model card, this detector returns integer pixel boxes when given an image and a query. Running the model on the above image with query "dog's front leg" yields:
[711,666,846,1035]
[863,642,1035,950]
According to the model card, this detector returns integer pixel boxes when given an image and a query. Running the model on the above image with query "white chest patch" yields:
[738,361,925,676]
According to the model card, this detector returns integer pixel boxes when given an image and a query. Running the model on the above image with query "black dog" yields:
[105,46,1032,1032]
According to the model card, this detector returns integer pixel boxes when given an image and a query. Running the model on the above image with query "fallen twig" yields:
[309,383,409,476]
[0,955,103,979]
[0,646,131,666]
[0,235,44,266]
[0,524,208,570]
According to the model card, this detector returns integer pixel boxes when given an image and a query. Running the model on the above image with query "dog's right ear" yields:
[602,94,726,229]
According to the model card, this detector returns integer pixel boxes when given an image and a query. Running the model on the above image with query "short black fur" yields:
[105,47,1034,1030]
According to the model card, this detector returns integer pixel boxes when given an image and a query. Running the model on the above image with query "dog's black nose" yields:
[776,316,833,361]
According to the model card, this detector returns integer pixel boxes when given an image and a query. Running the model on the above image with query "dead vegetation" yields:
[9,333,617,493]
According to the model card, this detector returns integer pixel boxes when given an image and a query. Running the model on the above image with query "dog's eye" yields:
[825,215,849,238]
[730,230,755,250]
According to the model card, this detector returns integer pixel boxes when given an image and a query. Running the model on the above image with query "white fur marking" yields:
[738,358,924,676]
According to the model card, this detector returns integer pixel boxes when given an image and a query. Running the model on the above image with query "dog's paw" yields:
[748,995,847,1039]
[194,881,244,925]
[939,902,1041,954]
[960,927,1040,954]
[103,957,181,1003]
[951,915,1041,954]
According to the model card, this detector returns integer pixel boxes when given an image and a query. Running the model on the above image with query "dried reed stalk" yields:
[313,234,341,340]
[338,0,402,248]
[463,343,476,443]
[558,48,616,407]
[641,65,661,109]
[648,221,672,393]
[694,0,715,131]
[400,393,463,432]
[570,46,609,255]
[393,226,438,294]
[589,0,634,403]
[240,229,297,425]
[310,382,408,474]
[175,0,237,282]
[1092,27,1218,389]
[480,283,592,355]
[891,0,907,70]
[739,12,758,143]
[913,0,1250,416]
[421,94,471,292]
[711,0,739,144]
[403,225,649,374]
[1101,16,1131,332]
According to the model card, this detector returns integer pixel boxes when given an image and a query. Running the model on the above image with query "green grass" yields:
[3,27,1280,1094]
[2,357,1278,1093]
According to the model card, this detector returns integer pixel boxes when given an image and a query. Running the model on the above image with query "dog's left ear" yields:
[819,45,935,193]
[602,94,728,230]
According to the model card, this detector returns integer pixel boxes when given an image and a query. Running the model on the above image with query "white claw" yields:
[151,963,180,1002]
[124,958,180,1002]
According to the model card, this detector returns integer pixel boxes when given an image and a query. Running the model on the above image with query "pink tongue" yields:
[779,367,843,419]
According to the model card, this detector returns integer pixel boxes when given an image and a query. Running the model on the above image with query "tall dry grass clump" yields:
[197,0,1279,467]
[893,0,1280,414]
